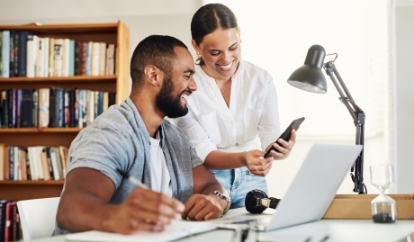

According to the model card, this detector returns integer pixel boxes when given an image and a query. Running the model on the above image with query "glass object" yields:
[370,163,396,223]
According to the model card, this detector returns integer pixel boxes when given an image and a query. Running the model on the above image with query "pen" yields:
[116,168,149,189]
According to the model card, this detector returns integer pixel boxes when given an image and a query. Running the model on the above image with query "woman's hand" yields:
[243,150,274,176]
[267,129,297,160]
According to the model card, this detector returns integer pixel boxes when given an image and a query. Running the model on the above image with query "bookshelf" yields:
[0,21,130,201]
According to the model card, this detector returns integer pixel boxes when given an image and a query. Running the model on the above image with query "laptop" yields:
[215,143,363,231]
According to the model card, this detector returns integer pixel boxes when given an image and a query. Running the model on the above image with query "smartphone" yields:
[264,117,305,158]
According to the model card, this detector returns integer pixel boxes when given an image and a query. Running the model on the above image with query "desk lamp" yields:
[287,44,367,194]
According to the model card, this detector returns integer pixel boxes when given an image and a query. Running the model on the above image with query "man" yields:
[54,35,230,235]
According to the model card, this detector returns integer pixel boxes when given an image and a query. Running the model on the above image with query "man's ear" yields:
[143,65,162,87]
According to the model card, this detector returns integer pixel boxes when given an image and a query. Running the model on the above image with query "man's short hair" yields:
[130,35,188,90]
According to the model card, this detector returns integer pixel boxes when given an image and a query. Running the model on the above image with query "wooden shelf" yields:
[0,75,117,83]
[0,21,130,201]
[0,180,64,201]
[0,180,64,185]
[0,128,81,133]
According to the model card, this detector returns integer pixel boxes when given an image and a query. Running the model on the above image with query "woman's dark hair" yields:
[191,3,238,64]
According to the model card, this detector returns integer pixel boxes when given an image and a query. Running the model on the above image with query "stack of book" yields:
[0,30,116,78]
[0,88,116,128]
[0,145,68,181]
[0,200,21,242]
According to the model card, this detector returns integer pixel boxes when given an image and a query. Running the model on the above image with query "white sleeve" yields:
[257,76,282,151]
[175,108,217,161]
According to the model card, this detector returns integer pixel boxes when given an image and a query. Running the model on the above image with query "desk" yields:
[33,208,414,242]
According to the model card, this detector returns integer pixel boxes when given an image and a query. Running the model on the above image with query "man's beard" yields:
[156,75,189,118]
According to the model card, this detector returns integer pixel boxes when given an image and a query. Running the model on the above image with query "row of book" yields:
[0,88,116,128]
[0,30,116,78]
[0,201,21,242]
[0,145,68,181]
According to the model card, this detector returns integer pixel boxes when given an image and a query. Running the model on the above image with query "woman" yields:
[175,3,296,209]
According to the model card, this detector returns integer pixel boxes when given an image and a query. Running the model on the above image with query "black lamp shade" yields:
[287,45,327,94]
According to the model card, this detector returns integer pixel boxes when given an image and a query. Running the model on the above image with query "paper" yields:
[65,220,216,242]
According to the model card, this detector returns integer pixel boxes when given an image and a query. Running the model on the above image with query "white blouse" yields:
[175,60,281,161]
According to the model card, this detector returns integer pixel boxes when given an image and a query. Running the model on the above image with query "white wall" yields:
[394,1,414,193]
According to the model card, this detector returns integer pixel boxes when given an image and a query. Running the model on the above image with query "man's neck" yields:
[130,94,164,138]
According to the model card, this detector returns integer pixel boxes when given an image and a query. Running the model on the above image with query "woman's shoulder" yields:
[239,60,269,75]
[237,60,273,82]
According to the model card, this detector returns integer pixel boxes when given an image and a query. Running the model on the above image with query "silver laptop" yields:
[216,143,363,231]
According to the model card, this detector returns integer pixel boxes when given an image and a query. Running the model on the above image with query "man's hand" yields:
[182,193,227,221]
[102,187,185,234]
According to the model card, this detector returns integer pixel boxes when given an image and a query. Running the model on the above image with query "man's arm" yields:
[57,168,184,234]
[181,164,230,221]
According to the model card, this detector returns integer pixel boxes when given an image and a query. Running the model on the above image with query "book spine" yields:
[45,148,55,180]
[93,91,98,119]
[57,88,64,128]
[7,89,15,128]
[81,42,87,75]
[20,89,33,127]
[9,146,14,180]
[74,41,81,76]
[25,147,31,180]
[43,37,49,77]
[108,92,116,107]
[18,31,31,77]
[85,42,90,76]
[62,39,70,77]
[2,31,10,77]
[9,30,14,78]
[98,91,103,116]
[13,146,19,180]
[32,89,38,128]
[0,201,7,239]
[64,89,70,127]
[26,35,37,78]
[53,39,63,77]
[1,90,8,128]
[35,37,44,77]
[99,42,106,76]
[69,89,76,127]
[38,88,50,128]
[48,38,54,77]
[69,39,75,76]
[13,31,19,77]
[15,89,22,128]
[49,88,56,127]
[106,44,115,75]
[0,31,2,76]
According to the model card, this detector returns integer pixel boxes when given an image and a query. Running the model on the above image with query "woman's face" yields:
[193,28,241,81]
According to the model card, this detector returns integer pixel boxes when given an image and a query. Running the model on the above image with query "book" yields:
[0,200,8,240]
[26,34,38,78]
[0,144,4,180]
[17,31,33,77]
[20,89,33,127]
[0,90,7,128]
[1,31,10,77]
[38,88,50,128]
[53,39,63,77]
[65,220,216,242]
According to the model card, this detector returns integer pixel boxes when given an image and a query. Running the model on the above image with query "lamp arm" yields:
[323,61,367,194]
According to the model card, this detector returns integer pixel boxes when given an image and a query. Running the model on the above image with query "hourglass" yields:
[370,163,396,223]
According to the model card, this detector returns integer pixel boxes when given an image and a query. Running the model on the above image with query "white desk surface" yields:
[34,208,414,242]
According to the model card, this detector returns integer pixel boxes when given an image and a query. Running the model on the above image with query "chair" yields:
[17,197,60,241]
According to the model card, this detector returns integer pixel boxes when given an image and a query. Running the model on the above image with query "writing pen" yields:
[116,168,149,189]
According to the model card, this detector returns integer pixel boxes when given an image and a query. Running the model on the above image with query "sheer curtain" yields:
[203,0,390,196]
